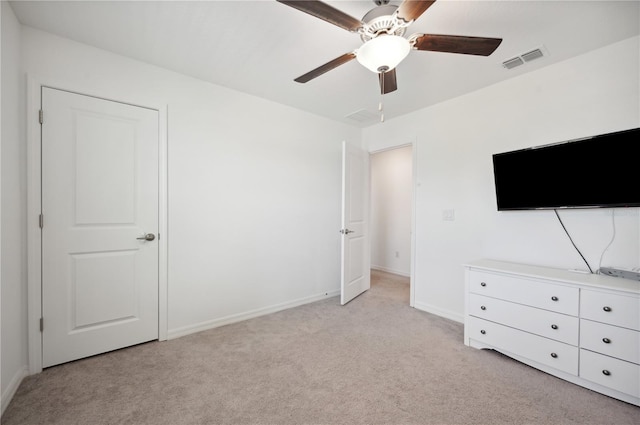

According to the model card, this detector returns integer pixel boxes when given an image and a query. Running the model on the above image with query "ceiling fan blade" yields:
[294,52,357,83]
[277,1,363,32]
[413,34,503,56]
[396,0,437,23]
[379,68,398,95]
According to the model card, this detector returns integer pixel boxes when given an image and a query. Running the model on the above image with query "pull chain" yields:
[379,71,385,122]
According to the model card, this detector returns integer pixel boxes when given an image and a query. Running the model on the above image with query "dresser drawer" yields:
[581,290,640,331]
[580,349,640,398]
[469,271,579,315]
[580,319,640,364]
[467,316,578,375]
[469,293,578,345]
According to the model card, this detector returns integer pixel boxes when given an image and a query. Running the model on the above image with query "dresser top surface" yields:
[465,259,640,294]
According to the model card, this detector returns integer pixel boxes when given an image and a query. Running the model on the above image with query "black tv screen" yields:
[492,127,640,210]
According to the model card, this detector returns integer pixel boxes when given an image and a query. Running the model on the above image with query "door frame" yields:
[369,141,417,308]
[26,75,169,374]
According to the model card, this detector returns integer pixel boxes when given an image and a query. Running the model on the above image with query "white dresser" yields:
[464,259,640,406]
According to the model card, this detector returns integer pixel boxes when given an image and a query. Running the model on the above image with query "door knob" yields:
[136,233,155,241]
[340,229,355,234]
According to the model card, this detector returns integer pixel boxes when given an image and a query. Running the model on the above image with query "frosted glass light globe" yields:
[356,35,411,73]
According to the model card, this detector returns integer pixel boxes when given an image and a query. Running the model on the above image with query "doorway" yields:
[370,145,414,304]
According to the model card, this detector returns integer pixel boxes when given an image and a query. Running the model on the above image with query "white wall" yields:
[0,0,3,411]
[19,26,361,340]
[364,36,640,322]
[1,0,3,409]
[1,0,28,414]
[370,146,412,276]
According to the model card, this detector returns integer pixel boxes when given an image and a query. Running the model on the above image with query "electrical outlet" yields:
[442,209,455,221]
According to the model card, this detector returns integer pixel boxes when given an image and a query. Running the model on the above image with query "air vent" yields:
[346,109,379,123]
[502,57,524,69]
[521,48,544,63]
[502,46,547,70]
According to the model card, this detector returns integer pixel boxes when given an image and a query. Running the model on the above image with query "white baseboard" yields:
[371,265,410,277]
[1,366,28,416]
[414,301,464,324]
[168,289,340,340]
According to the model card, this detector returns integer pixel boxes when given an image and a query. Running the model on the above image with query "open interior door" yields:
[340,141,370,305]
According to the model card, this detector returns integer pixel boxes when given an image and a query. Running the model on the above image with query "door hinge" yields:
[39,214,44,229]
[40,317,44,332]
[39,109,43,125]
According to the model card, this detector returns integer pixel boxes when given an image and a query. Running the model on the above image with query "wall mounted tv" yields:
[492,127,640,211]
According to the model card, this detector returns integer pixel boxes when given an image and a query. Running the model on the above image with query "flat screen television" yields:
[492,127,640,211]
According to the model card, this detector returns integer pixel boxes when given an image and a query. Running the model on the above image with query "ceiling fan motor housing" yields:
[360,5,406,42]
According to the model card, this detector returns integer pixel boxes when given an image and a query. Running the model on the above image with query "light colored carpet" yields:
[2,270,639,424]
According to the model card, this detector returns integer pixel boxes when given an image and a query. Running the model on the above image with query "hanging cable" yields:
[554,209,594,273]
[597,210,616,274]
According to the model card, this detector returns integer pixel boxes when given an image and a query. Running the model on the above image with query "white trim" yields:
[168,290,340,340]
[26,74,169,374]
[158,105,169,341]
[26,76,42,374]
[409,139,417,308]
[414,301,465,324]
[1,366,28,415]
[368,142,412,155]
[371,265,411,278]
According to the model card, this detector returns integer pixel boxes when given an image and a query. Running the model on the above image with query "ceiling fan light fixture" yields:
[356,35,411,73]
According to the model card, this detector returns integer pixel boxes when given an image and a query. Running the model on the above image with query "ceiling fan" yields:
[277,0,503,94]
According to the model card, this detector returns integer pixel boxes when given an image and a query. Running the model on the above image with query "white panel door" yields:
[340,142,370,305]
[41,87,159,368]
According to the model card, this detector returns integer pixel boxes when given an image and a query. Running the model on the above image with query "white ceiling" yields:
[9,0,640,127]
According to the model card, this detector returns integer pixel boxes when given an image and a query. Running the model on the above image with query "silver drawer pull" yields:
[602,370,611,376]
[603,306,612,312]
[480,282,487,287]
[550,352,558,358]
[602,338,611,344]
[480,305,486,310]
[551,324,558,330]
[480,330,486,335]
[551,296,559,302]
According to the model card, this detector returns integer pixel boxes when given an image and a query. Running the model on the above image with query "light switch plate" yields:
[442,209,455,221]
